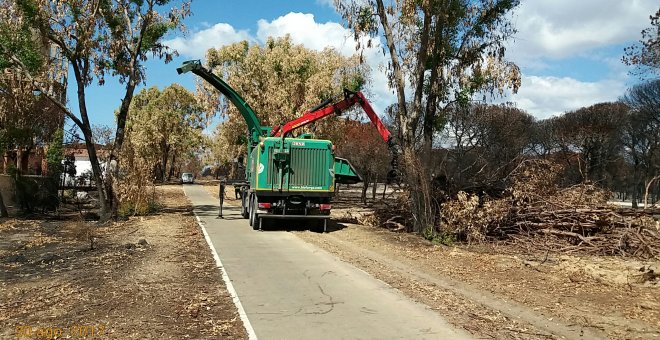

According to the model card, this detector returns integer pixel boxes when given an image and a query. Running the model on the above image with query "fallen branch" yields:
[537,228,603,246]
[383,216,407,232]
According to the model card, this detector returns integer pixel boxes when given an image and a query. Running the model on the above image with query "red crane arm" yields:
[271,90,392,145]
[353,91,392,145]
[272,89,401,183]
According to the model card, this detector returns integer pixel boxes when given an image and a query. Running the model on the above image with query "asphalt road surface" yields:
[184,184,471,340]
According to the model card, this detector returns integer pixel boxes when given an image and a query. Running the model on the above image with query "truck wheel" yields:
[241,194,249,219]
[249,196,261,230]
[248,195,254,227]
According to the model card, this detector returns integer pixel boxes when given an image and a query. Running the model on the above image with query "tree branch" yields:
[0,46,83,129]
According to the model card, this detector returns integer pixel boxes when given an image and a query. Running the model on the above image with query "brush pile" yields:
[375,160,660,259]
[444,160,660,259]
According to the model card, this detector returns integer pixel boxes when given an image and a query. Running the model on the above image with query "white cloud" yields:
[507,75,626,119]
[256,12,358,56]
[163,23,252,59]
[256,12,396,114]
[167,10,634,122]
[509,0,657,65]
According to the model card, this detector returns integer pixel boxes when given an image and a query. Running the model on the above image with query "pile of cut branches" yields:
[366,191,416,232]
[440,160,660,259]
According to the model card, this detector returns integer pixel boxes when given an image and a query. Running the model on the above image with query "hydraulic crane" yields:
[271,89,401,182]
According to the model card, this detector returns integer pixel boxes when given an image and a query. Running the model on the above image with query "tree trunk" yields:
[168,153,176,181]
[404,150,435,233]
[18,146,32,174]
[361,174,370,205]
[0,190,8,217]
[160,141,170,182]
[632,162,640,209]
[71,63,110,221]
[422,49,441,169]
[382,181,387,199]
[375,0,416,146]
[644,175,660,209]
[372,176,378,200]
[152,163,161,182]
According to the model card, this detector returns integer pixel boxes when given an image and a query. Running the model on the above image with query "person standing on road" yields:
[219,179,226,218]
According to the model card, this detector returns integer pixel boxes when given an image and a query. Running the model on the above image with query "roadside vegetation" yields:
[1,185,246,339]
[0,1,658,338]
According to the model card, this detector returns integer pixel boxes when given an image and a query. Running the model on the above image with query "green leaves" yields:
[124,84,205,169]
[341,73,366,92]
[141,21,171,52]
[0,2,44,73]
[45,129,64,177]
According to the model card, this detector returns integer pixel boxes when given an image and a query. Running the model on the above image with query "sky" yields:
[72,0,659,131]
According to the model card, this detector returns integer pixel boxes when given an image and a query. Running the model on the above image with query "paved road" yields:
[184,185,471,340]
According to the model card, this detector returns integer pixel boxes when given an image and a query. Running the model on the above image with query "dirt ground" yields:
[203,180,659,339]
[0,185,246,339]
[300,193,659,340]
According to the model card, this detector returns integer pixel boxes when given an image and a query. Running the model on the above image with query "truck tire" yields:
[253,216,261,231]
[250,195,260,230]
[241,193,249,219]
[248,195,254,227]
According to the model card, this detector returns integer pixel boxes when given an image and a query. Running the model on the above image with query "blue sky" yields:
[71,0,658,131]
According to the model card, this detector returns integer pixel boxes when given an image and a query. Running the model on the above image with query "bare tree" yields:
[622,80,660,207]
[561,103,627,185]
[623,7,660,78]
[335,0,521,232]
[442,103,533,193]
[335,120,390,204]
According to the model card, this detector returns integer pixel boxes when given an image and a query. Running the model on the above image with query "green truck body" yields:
[250,137,335,193]
[177,60,360,231]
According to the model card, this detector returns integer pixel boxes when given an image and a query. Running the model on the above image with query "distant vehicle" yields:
[181,173,194,184]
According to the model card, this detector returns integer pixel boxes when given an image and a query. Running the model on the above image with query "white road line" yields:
[193,212,258,340]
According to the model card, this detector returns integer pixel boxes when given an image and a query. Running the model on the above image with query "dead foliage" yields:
[448,160,660,259]
[114,159,160,217]
[365,191,413,232]
[370,159,660,259]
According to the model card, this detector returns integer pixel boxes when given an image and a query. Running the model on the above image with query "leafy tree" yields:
[0,1,66,215]
[335,0,521,232]
[335,0,520,150]
[623,7,660,78]
[45,129,64,177]
[200,36,369,164]
[0,0,44,72]
[0,0,190,220]
[124,84,205,182]
[0,1,64,173]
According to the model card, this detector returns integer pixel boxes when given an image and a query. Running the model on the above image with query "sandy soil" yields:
[0,185,246,339]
